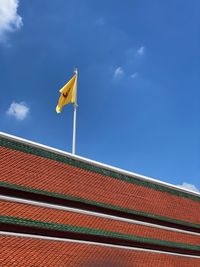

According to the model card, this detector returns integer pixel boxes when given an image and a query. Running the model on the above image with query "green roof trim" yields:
[1,137,200,203]
[1,215,200,252]
[1,181,200,230]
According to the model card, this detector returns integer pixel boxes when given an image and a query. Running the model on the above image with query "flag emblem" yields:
[56,72,77,113]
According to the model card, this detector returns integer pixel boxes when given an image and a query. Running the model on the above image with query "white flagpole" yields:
[72,68,78,154]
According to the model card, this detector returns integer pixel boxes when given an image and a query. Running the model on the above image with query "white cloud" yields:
[137,46,145,56]
[130,72,138,79]
[0,0,23,42]
[6,101,29,120]
[113,66,124,80]
[177,182,199,193]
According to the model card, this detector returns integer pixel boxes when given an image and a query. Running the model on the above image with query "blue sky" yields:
[0,0,200,192]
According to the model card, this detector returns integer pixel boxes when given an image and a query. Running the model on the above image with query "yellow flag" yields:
[56,73,77,113]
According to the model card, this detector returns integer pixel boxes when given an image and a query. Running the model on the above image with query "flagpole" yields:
[72,68,78,154]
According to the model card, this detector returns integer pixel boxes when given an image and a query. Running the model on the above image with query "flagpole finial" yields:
[74,66,78,75]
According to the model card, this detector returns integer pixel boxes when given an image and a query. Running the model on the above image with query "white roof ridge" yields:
[0,131,199,198]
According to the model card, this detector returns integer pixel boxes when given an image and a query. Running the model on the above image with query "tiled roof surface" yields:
[1,236,200,267]
[1,199,200,251]
[1,133,200,265]
[0,136,200,228]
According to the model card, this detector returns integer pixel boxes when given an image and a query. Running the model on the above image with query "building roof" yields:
[1,131,200,265]
[1,131,199,197]
[0,131,200,229]
[1,234,200,266]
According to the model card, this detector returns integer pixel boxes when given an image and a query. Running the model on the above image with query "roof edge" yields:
[1,231,200,258]
[0,131,199,198]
